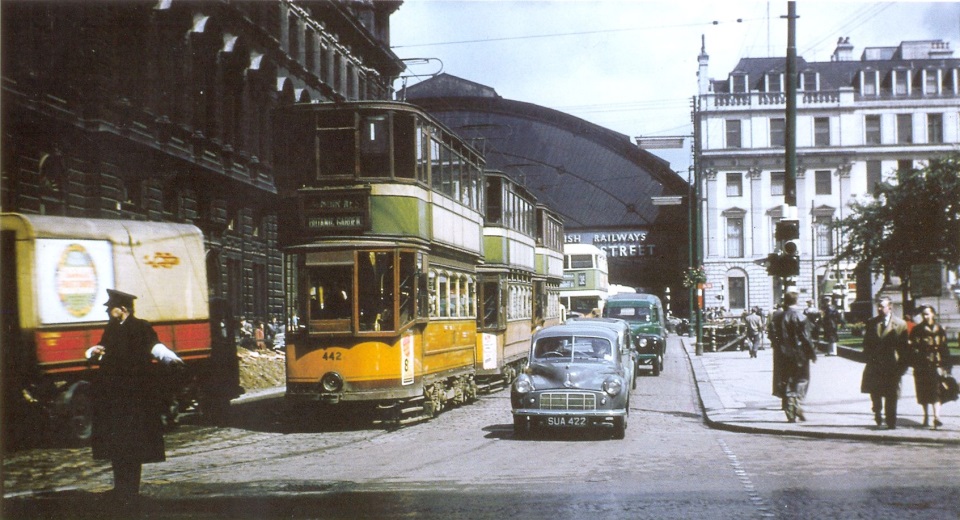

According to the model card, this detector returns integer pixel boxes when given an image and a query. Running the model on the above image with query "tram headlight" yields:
[514,376,535,394]
[602,378,622,397]
[320,372,344,393]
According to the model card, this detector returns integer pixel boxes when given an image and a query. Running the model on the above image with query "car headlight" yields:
[514,377,535,394]
[637,337,648,347]
[602,378,622,397]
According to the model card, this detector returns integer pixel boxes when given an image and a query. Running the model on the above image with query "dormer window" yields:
[801,71,817,91]
[861,70,878,95]
[766,73,782,92]
[731,74,747,93]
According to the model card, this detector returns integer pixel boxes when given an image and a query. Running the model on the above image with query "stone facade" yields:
[1,0,403,322]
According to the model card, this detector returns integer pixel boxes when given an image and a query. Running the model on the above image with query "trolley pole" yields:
[782,1,799,294]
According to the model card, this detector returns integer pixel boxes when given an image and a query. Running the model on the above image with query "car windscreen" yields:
[605,306,652,323]
[533,335,615,362]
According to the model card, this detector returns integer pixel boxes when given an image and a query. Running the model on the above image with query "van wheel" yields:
[62,381,93,444]
[652,357,661,376]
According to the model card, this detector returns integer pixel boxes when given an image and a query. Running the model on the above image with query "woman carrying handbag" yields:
[908,306,953,429]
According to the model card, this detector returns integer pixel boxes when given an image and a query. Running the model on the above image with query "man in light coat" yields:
[860,297,909,429]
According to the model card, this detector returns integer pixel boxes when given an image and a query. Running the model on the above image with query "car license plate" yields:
[546,416,587,427]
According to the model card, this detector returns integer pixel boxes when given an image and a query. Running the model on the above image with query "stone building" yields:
[1,0,404,321]
[696,38,960,318]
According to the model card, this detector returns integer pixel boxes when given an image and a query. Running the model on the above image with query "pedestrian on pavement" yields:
[767,304,786,410]
[908,305,952,429]
[820,298,844,356]
[744,307,763,358]
[85,289,184,505]
[773,290,817,422]
[860,297,909,429]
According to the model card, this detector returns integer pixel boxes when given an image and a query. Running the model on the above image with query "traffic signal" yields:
[771,219,800,278]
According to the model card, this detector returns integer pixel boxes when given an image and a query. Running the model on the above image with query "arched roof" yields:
[402,74,689,231]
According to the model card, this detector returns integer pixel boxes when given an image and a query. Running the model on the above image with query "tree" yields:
[836,153,960,313]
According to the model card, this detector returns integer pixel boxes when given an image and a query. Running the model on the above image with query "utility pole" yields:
[782,1,799,294]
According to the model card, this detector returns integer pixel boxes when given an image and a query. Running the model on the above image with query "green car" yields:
[602,293,666,376]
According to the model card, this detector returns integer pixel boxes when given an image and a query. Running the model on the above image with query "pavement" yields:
[679,334,960,444]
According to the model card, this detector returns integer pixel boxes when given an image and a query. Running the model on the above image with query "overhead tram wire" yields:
[392,17,763,50]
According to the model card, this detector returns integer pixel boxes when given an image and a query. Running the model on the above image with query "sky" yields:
[389,1,960,173]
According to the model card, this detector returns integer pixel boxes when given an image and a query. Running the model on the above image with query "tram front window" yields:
[358,251,395,332]
[308,266,352,324]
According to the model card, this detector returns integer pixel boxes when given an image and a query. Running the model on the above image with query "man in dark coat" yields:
[860,297,909,429]
[773,290,817,422]
[86,289,183,500]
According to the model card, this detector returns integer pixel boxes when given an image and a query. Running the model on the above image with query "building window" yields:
[728,276,746,310]
[865,115,881,145]
[802,72,817,91]
[815,216,834,256]
[726,172,742,197]
[726,218,744,258]
[894,71,908,95]
[867,160,882,195]
[732,74,747,93]
[898,160,913,175]
[815,170,832,195]
[770,118,786,147]
[863,71,877,95]
[726,119,742,148]
[928,113,944,143]
[925,70,939,94]
[767,73,782,92]
[814,117,830,146]
[770,171,785,196]
[288,14,300,62]
[897,114,913,144]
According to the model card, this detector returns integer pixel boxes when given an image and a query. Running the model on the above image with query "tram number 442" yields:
[322,351,343,361]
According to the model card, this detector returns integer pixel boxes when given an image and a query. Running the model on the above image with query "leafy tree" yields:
[836,153,960,311]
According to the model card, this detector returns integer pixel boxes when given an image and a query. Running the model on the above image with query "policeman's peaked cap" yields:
[104,289,137,309]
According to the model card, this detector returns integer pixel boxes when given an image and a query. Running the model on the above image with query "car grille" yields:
[540,392,597,410]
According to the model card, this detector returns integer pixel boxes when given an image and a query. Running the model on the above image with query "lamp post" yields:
[639,130,703,355]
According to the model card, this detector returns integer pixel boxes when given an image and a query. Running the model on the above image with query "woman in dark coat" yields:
[86,289,182,500]
[909,305,951,429]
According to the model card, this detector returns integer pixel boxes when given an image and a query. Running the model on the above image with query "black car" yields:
[511,323,630,439]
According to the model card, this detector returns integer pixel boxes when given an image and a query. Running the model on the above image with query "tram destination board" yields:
[299,188,370,234]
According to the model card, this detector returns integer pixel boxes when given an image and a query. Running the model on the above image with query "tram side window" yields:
[360,115,390,178]
[486,177,502,224]
[308,266,352,323]
[358,251,395,332]
[316,112,356,178]
[394,115,417,180]
[481,280,501,328]
[398,252,416,326]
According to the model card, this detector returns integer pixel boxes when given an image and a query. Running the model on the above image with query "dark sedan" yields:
[511,324,630,439]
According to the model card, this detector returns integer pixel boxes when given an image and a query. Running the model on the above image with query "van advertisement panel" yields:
[36,239,114,325]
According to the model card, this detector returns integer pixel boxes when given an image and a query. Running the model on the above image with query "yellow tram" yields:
[273,101,485,422]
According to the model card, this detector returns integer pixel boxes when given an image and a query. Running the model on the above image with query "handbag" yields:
[940,373,960,403]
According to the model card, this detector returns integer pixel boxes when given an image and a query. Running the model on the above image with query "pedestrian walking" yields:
[744,307,763,358]
[85,289,183,505]
[908,305,952,429]
[773,290,817,422]
[860,297,909,429]
[820,298,844,356]
[768,304,786,410]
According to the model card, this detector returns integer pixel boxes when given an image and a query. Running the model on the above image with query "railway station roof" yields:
[399,74,689,231]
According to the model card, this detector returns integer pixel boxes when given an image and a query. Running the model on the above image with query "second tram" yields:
[559,243,609,317]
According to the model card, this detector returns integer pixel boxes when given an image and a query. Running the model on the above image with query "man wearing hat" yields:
[85,289,183,503]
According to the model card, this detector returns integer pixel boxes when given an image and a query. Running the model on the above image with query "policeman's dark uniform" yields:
[90,290,166,498]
